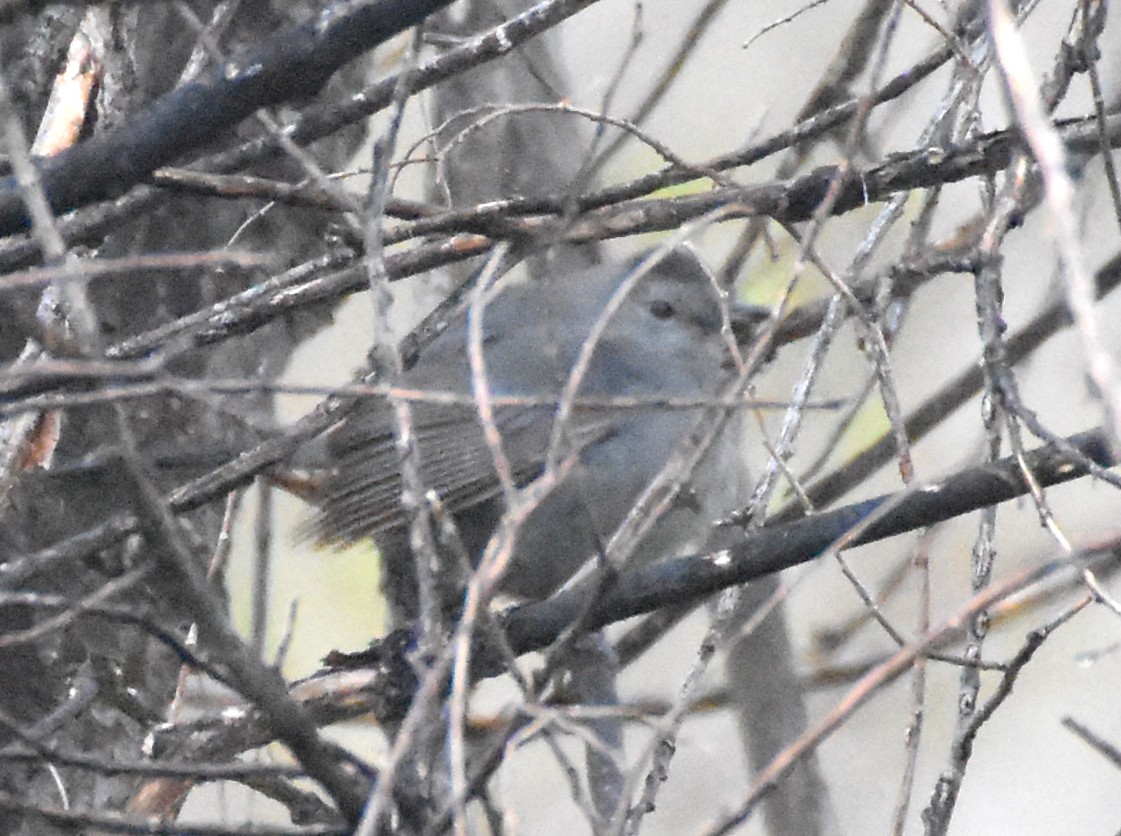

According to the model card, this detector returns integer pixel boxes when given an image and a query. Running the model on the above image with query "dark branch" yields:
[501,429,1115,654]
[0,0,457,233]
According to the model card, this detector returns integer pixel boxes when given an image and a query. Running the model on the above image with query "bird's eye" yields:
[649,299,675,320]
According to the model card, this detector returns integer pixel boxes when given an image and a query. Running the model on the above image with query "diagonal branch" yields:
[0,0,457,232]
[503,427,1115,655]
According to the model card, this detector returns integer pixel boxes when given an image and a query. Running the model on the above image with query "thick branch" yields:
[502,429,1114,653]
[0,0,456,232]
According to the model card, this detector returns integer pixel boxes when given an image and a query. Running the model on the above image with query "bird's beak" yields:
[728,302,774,346]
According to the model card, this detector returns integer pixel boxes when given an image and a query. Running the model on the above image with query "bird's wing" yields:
[310,402,615,544]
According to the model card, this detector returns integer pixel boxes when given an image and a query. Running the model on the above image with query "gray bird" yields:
[306,249,763,618]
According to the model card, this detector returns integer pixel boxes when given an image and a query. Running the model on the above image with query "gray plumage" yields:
[307,250,754,610]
